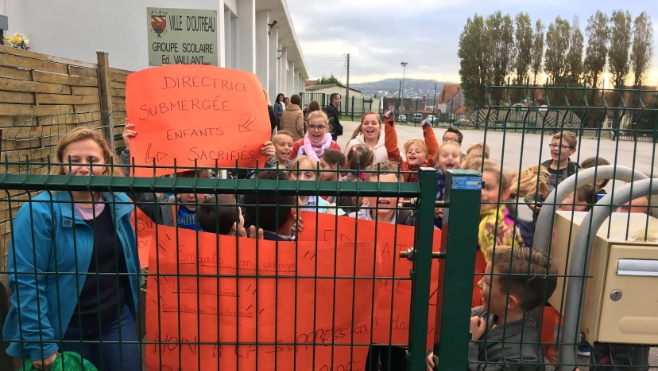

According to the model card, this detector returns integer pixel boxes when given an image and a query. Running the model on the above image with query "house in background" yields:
[436,84,464,115]
[304,82,380,114]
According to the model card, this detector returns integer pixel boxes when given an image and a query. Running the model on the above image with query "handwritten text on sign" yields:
[298,212,441,347]
[126,65,270,176]
[146,226,378,371]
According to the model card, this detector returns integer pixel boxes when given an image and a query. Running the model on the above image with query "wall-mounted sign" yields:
[147,7,218,66]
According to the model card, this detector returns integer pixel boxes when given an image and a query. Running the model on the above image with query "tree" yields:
[544,17,571,85]
[486,11,516,104]
[630,11,654,88]
[458,14,490,108]
[565,17,584,105]
[608,10,632,91]
[318,73,342,85]
[530,20,545,86]
[584,11,609,104]
[514,12,533,86]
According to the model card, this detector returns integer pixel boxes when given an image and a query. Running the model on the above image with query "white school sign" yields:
[147,7,218,67]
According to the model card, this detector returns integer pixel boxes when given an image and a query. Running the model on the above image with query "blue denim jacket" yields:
[3,191,140,361]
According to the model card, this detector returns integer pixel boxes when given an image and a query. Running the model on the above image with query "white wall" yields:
[5,0,306,95]
[6,0,219,71]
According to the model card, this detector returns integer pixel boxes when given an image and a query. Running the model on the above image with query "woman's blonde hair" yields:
[509,165,550,199]
[51,127,122,177]
[349,110,381,141]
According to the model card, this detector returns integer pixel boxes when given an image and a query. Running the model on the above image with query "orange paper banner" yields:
[133,207,154,269]
[145,226,379,371]
[297,212,441,347]
[126,65,270,177]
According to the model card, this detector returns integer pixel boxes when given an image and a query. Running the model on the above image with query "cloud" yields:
[287,0,658,84]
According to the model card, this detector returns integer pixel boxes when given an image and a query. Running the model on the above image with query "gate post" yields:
[407,167,438,370]
[433,170,482,370]
[96,51,115,153]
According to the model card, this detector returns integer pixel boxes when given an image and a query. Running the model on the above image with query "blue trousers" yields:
[61,305,140,371]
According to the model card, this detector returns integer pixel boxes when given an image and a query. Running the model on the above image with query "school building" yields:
[1,0,307,100]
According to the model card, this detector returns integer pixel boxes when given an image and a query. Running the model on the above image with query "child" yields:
[383,110,439,183]
[543,131,579,192]
[319,149,346,182]
[327,145,374,215]
[509,165,550,201]
[559,184,595,212]
[243,171,298,241]
[465,142,490,159]
[580,156,610,195]
[349,160,413,371]
[197,195,246,235]
[266,129,295,169]
[479,160,527,262]
[289,156,344,215]
[426,246,558,371]
[435,142,463,228]
[349,160,414,226]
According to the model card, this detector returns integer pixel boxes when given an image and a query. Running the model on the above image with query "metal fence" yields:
[1,81,658,371]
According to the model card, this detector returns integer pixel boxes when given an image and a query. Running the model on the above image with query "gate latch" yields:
[399,248,446,261]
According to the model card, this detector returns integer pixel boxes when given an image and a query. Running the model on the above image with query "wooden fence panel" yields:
[0,46,132,270]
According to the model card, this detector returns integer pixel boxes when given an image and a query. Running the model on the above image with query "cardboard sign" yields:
[297,212,441,347]
[132,207,155,269]
[145,225,378,371]
[126,65,270,176]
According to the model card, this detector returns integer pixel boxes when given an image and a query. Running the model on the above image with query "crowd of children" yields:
[5,104,654,371]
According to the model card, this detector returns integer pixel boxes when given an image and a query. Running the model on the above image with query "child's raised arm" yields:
[422,120,439,163]
[384,110,403,163]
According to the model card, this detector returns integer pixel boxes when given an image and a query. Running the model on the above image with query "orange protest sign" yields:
[297,212,441,347]
[146,225,379,371]
[131,207,155,269]
[126,65,270,177]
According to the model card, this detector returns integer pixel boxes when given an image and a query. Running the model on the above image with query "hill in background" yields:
[351,78,452,100]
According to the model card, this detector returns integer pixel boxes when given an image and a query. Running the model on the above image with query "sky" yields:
[286,0,658,85]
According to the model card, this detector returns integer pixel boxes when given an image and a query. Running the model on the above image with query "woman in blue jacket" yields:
[3,127,141,371]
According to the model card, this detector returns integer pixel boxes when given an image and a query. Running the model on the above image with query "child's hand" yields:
[421,119,431,129]
[261,141,275,162]
[470,316,486,341]
[384,109,394,122]
[435,207,443,219]
[426,351,437,371]
[249,225,264,239]
[122,123,137,150]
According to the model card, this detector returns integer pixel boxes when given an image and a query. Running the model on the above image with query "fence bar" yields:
[433,170,482,371]
[96,50,115,153]
[407,167,438,370]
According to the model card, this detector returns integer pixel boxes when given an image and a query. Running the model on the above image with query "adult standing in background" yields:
[280,94,305,141]
[324,93,343,141]
[264,90,277,134]
[273,93,285,130]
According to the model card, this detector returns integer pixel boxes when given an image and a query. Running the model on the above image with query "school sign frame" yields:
[147,7,218,66]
